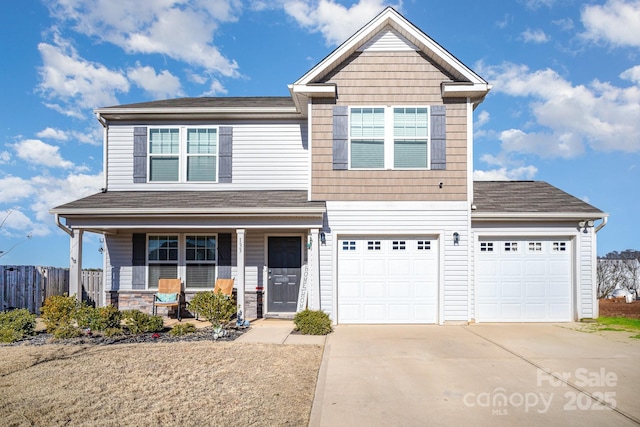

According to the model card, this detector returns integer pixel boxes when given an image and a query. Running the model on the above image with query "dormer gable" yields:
[289,7,491,114]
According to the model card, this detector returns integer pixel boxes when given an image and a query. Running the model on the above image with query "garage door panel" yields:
[525,260,547,276]
[363,281,385,298]
[501,281,523,297]
[525,304,546,319]
[363,259,386,275]
[525,281,547,298]
[338,236,439,324]
[363,305,385,322]
[477,237,571,322]
[340,281,361,298]
[501,260,523,276]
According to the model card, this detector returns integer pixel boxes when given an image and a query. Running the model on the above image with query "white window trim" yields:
[146,233,219,289]
[348,105,431,170]
[148,126,219,183]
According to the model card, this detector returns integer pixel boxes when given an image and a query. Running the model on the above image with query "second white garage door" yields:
[476,237,572,322]
[338,236,439,324]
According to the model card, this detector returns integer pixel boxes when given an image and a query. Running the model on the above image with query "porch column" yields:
[69,229,83,300]
[308,228,320,310]
[236,229,246,316]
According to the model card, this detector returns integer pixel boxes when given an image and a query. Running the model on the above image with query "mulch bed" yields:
[5,326,248,347]
[599,298,640,319]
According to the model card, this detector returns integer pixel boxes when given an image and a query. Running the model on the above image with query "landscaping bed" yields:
[599,298,640,319]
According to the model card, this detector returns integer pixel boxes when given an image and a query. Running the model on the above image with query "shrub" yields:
[53,323,83,339]
[0,309,36,343]
[293,309,332,335]
[188,291,236,328]
[103,327,124,337]
[40,294,77,332]
[122,310,164,334]
[169,323,197,336]
[75,304,123,332]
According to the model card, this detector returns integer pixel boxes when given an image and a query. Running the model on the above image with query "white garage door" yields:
[476,237,572,322]
[338,236,439,324]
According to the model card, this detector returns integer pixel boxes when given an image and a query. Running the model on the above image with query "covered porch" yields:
[50,190,326,319]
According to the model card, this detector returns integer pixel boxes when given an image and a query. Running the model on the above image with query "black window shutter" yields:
[217,233,232,278]
[332,106,348,170]
[219,127,233,183]
[132,233,146,290]
[133,127,148,183]
[430,105,446,170]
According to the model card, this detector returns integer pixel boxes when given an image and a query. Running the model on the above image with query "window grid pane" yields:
[186,236,217,261]
[148,236,179,261]
[150,129,179,154]
[187,128,217,154]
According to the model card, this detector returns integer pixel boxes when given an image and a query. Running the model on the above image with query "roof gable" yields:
[289,7,491,110]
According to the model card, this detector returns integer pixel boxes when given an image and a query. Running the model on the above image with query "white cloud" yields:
[620,65,640,84]
[477,61,640,156]
[202,79,229,96]
[475,110,490,127]
[127,64,183,99]
[30,173,103,224]
[38,33,130,116]
[284,0,399,46]
[0,151,10,164]
[581,0,640,48]
[520,0,555,10]
[553,18,574,31]
[0,176,37,203]
[36,127,69,141]
[12,139,75,169]
[521,28,550,43]
[473,166,538,181]
[47,0,241,77]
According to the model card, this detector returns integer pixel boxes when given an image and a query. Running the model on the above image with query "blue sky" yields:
[1,0,639,268]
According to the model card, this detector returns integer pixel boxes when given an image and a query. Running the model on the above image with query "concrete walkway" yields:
[235,318,326,345]
[309,324,640,427]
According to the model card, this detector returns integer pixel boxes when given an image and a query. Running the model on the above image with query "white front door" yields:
[476,237,572,322]
[337,236,439,324]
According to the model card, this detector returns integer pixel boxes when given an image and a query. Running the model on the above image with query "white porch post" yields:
[308,228,320,310]
[69,229,83,300]
[236,229,246,316]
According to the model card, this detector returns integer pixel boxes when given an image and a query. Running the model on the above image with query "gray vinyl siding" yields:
[105,233,133,291]
[321,201,469,322]
[106,121,308,191]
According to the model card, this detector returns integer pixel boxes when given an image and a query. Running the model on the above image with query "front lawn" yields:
[597,316,640,338]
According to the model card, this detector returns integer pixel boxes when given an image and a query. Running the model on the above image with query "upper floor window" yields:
[149,127,218,182]
[349,106,429,170]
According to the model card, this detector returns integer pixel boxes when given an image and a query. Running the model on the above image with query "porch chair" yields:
[153,278,184,321]
[213,278,235,296]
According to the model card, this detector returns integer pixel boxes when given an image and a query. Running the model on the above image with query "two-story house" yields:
[51,8,607,324]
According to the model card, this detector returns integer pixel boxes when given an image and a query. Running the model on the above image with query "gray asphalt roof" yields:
[97,97,295,110]
[473,181,603,214]
[51,190,325,212]
[52,182,604,216]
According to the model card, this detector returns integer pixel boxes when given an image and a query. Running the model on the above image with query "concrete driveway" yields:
[309,324,640,426]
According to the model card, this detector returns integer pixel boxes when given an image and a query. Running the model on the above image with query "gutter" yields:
[595,216,608,233]
[55,213,74,237]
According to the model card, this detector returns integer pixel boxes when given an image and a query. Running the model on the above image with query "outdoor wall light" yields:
[306,237,313,250]
[453,232,460,245]
[320,232,326,245]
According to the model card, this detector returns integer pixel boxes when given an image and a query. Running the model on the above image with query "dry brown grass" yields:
[0,341,323,426]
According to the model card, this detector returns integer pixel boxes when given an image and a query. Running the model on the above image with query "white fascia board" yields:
[290,84,336,96]
[94,106,299,116]
[472,212,609,220]
[442,82,492,98]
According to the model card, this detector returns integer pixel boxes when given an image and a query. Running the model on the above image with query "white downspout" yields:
[55,213,73,237]
[595,216,608,233]
[95,112,108,192]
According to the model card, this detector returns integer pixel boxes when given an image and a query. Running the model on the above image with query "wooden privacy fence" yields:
[0,266,103,313]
